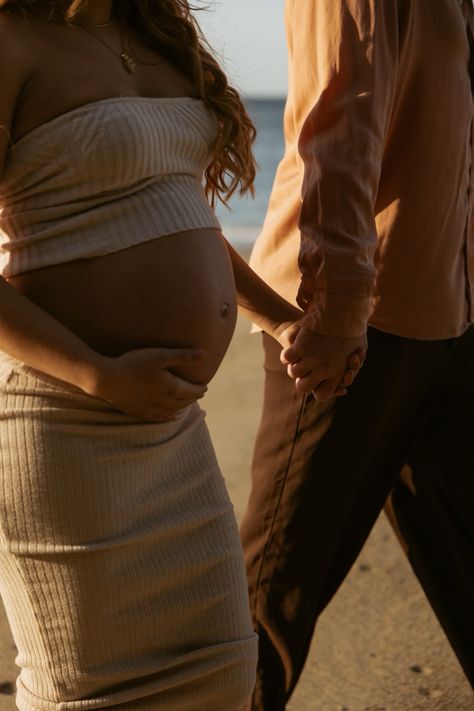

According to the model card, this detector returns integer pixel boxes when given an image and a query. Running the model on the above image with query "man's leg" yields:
[241,328,454,711]
[388,326,474,685]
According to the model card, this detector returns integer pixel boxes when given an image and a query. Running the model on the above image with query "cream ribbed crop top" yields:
[0,96,222,277]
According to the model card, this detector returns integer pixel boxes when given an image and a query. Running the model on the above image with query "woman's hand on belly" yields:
[90,346,208,421]
[7,229,237,418]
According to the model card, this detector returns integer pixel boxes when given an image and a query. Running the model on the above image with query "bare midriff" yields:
[8,228,238,385]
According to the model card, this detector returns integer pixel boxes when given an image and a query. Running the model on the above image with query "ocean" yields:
[214,98,286,247]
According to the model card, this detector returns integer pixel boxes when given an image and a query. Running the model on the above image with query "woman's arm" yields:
[225,240,363,396]
[0,27,205,421]
[224,240,303,343]
[0,276,207,419]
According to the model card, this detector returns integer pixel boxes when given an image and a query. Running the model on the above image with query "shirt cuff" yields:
[297,289,373,337]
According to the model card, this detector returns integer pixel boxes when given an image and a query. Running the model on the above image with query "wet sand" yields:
[0,282,472,709]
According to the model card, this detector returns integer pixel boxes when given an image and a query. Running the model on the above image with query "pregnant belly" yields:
[8,229,238,385]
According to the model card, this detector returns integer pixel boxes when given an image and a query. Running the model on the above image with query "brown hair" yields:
[0,0,257,206]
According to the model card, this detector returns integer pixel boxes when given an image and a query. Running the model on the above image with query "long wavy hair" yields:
[0,0,257,206]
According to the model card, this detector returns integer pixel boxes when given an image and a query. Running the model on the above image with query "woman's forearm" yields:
[225,240,303,337]
[0,276,210,420]
[0,275,105,391]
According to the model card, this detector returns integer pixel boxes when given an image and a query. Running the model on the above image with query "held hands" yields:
[88,347,208,421]
[275,321,367,400]
[86,320,365,418]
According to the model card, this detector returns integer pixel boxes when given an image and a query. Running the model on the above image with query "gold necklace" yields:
[76,21,137,74]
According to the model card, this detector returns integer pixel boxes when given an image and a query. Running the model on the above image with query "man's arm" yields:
[284,0,399,398]
[224,240,364,396]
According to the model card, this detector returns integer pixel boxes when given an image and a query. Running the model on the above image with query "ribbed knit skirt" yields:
[0,354,257,710]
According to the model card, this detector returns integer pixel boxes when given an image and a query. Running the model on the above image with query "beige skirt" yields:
[0,355,257,710]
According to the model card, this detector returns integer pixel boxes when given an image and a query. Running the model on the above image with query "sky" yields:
[196,0,288,98]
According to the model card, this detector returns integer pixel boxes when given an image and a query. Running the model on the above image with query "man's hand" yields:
[280,325,367,400]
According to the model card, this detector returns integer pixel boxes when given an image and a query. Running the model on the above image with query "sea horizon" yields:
[216,97,286,248]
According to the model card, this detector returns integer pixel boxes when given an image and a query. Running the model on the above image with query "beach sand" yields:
[0,299,472,710]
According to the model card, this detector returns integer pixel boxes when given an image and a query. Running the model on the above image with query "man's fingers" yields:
[294,365,359,396]
[347,347,367,371]
[348,353,361,370]
[312,377,341,401]
[340,368,357,388]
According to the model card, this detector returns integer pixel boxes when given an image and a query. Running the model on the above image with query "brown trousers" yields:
[241,326,474,710]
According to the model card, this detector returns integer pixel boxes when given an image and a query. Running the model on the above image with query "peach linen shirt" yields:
[250,0,474,339]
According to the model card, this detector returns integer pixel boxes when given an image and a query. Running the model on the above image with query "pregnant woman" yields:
[0,1,358,709]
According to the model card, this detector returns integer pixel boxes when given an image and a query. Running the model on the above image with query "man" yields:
[240,1,474,708]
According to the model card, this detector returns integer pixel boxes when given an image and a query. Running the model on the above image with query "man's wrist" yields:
[298,290,372,338]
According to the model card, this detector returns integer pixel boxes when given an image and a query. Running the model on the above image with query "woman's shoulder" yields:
[0,13,36,179]
[0,12,36,71]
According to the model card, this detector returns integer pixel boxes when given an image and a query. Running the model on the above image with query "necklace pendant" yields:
[121,52,136,74]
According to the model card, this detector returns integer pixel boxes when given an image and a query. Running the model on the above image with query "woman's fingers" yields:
[156,347,206,369]
[150,369,207,402]
[104,352,209,419]
[280,344,300,365]
[287,360,311,379]
[174,381,207,401]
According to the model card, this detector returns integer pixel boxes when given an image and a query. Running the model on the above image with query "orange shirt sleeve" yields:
[292,0,399,336]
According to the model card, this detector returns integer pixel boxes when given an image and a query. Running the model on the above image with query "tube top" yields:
[0,96,222,277]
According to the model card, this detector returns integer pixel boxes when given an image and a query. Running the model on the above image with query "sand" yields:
[0,313,472,711]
